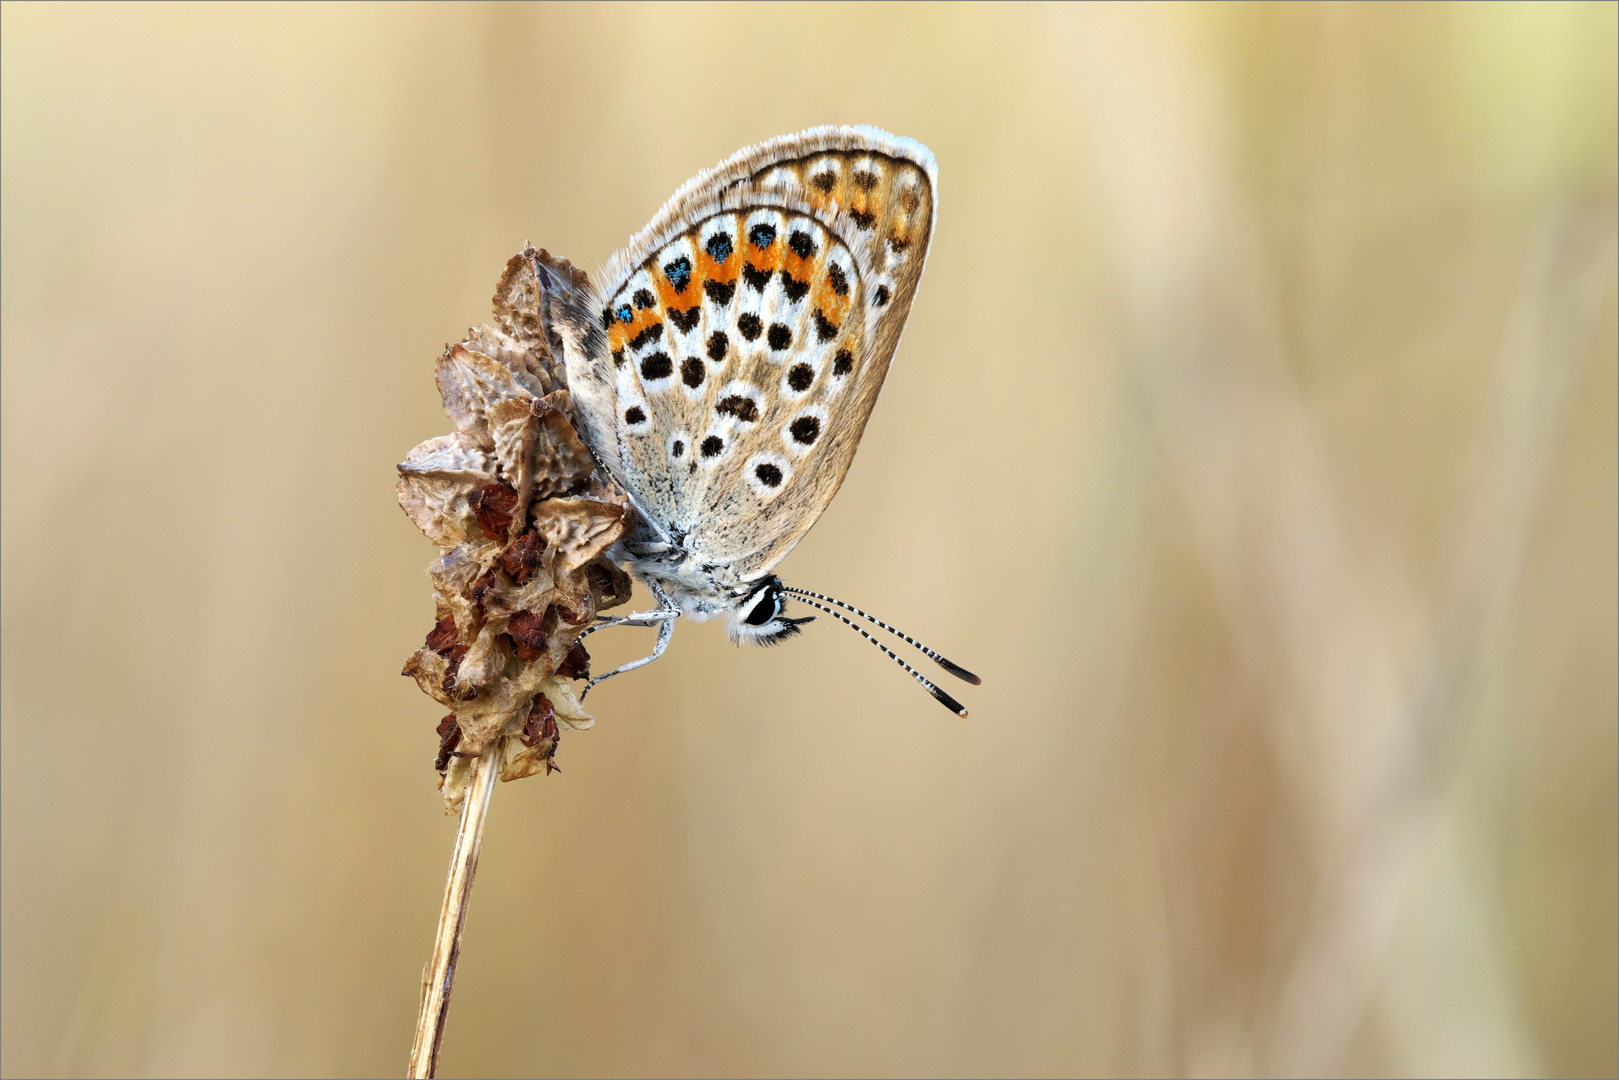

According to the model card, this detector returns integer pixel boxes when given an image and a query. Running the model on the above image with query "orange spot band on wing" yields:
[782,246,815,283]
[655,274,687,313]
[624,306,661,345]
[697,249,736,286]
[812,277,853,324]
[749,230,784,273]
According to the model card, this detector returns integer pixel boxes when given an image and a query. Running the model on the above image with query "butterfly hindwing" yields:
[571,126,936,582]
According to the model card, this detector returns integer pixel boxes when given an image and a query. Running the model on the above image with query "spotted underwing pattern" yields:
[603,209,857,513]
[546,126,935,631]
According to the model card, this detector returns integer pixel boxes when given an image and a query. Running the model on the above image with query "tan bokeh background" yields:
[3,3,1614,1076]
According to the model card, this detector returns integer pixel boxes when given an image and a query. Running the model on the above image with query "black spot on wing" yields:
[742,263,772,292]
[813,308,838,343]
[663,257,692,293]
[789,416,822,445]
[681,357,704,388]
[703,280,735,305]
[874,285,890,307]
[624,406,646,425]
[612,349,625,368]
[849,210,875,229]
[767,324,791,351]
[748,223,777,249]
[706,331,728,363]
[629,322,663,350]
[640,352,672,381]
[633,288,655,309]
[755,462,783,487]
[671,439,684,458]
[781,271,809,302]
[833,348,854,376]
[810,172,835,193]
[667,306,700,333]
[787,364,814,392]
[852,171,879,190]
[700,435,724,458]
[716,395,759,423]
[827,263,849,297]
[705,233,733,262]
[788,231,816,258]
[737,313,762,341]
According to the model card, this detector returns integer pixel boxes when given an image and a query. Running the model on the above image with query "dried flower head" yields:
[398,248,632,809]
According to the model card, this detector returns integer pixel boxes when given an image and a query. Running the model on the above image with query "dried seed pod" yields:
[467,484,518,543]
[399,248,631,810]
[491,253,548,358]
[528,398,597,498]
[497,529,546,585]
[435,345,530,449]
[396,435,498,545]
[533,497,628,576]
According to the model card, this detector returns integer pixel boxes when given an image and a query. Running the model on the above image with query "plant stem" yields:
[409,741,501,1078]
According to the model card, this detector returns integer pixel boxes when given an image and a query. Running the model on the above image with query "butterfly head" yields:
[726,576,814,646]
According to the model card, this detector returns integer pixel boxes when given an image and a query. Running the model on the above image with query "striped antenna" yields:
[783,587,981,685]
[784,592,970,717]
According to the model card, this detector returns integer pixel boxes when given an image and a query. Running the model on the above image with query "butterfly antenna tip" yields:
[783,587,976,717]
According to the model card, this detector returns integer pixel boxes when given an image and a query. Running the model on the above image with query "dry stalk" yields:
[408,741,500,1079]
[397,247,633,1075]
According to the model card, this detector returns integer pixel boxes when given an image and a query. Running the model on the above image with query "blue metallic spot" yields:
[664,256,692,292]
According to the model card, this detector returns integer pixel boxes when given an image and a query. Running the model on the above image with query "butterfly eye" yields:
[744,590,780,627]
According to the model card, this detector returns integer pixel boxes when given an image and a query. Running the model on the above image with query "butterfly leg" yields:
[580,609,677,636]
[579,581,680,699]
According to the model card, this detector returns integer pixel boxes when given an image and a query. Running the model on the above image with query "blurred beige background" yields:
[2,2,1614,1077]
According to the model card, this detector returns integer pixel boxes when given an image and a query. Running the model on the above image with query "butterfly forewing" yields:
[579,127,935,582]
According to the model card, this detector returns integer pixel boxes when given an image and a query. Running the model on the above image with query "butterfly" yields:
[538,126,979,715]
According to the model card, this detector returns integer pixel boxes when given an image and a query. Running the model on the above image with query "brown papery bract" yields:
[397,247,630,810]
